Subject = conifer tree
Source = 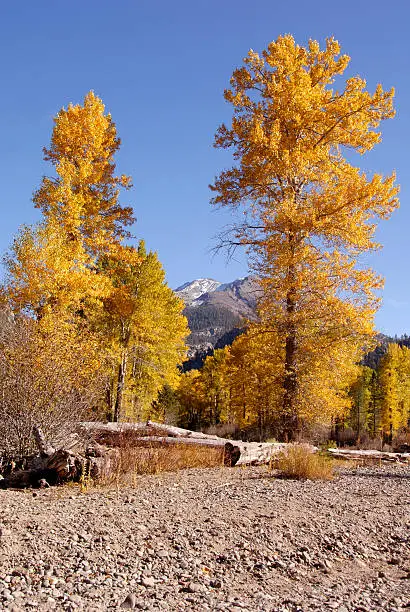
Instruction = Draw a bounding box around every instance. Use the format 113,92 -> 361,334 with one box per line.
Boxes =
211,36 -> 398,437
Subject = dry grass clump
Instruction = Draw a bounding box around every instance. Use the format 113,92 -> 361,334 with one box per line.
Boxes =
104,442 -> 224,486
276,444 -> 334,481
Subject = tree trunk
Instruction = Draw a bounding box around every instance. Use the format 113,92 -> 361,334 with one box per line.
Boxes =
113,350 -> 127,422
0,427 -> 119,489
282,285 -> 299,440
327,448 -> 410,463
78,421 -> 290,467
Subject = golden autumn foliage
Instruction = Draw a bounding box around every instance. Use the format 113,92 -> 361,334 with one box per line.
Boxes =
378,344 -> 410,436
34,91 -> 134,255
2,91 -> 188,428
211,35 -> 399,437
5,92 -> 134,319
99,240 -> 188,421
346,344 -> 410,442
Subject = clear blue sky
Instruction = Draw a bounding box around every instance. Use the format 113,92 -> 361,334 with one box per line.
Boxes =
0,0 -> 409,335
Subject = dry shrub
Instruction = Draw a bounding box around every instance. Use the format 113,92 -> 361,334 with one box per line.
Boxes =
103,440 -> 224,485
0,312 -> 105,458
276,444 -> 334,481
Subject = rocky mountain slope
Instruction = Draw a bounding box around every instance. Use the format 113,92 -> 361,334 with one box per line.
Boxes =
175,277 -> 259,365
175,279 -> 403,371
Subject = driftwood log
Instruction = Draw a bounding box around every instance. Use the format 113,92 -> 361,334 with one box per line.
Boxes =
0,426 -> 118,489
327,448 -> 410,463
1,422 -> 289,488
78,421 -> 289,466
3,421 -> 407,489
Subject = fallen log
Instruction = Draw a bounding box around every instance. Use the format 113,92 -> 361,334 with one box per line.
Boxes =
78,421 -> 221,440
144,422 -> 220,440
0,421 -> 310,489
0,428 -> 119,489
79,427 -> 288,467
327,448 -> 410,463
233,441 -> 288,466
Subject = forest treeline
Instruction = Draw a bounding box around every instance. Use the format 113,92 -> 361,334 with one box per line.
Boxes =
157,339 -> 410,444
1,35 -> 408,455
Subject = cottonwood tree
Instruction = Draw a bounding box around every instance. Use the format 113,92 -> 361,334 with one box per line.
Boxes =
5,91 -> 134,320
348,366 -> 373,439
378,343 -> 410,439
211,36 -> 399,438
100,241 -> 188,422
4,92 -> 187,426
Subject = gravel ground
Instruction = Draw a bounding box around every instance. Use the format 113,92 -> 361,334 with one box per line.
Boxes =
0,464 -> 409,611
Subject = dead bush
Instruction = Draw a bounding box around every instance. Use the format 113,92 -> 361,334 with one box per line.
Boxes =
392,430 -> 410,452
0,313 -> 105,458
276,444 -> 334,481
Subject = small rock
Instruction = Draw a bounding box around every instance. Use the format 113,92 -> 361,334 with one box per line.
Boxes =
121,593 -> 136,609
141,576 -> 155,588
0,528 -> 11,537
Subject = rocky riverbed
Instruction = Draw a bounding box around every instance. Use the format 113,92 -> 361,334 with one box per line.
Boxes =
0,464 -> 408,611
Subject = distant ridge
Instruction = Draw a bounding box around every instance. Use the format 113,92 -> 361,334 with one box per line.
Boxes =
175,277 -> 260,368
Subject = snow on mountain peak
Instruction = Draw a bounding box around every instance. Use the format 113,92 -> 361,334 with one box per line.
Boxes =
175,278 -> 222,305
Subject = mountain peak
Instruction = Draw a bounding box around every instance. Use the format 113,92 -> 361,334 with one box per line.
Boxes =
175,276 -> 259,368
175,278 -> 222,305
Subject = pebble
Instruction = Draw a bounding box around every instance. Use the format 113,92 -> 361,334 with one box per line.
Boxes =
121,593 -> 137,608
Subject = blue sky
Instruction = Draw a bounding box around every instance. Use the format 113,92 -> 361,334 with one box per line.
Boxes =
0,0 -> 409,335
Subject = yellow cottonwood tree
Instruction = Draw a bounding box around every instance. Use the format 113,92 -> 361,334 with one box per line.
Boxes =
200,348 -> 231,426
5,91 -> 134,319
177,370 -> 207,430
34,91 -> 133,256
396,345 -> 410,430
211,36 -> 399,437
100,241 -> 188,421
379,344 -> 400,439
226,327 -> 282,433
379,343 -> 410,438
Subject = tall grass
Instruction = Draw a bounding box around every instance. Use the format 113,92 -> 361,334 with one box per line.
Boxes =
102,441 -> 224,486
